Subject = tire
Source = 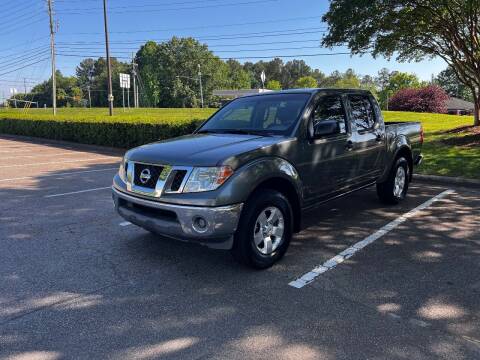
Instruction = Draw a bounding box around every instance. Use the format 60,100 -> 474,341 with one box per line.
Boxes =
376,157 -> 410,204
231,189 -> 293,269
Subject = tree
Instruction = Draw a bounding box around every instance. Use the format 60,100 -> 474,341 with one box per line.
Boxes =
294,76 -> 318,88
381,72 -> 422,109
389,85 -> 449,113
322,0 -> 480,125
224,59 -> 251,89
436,66 -> 473,102
282,60 -> 312,89
266,80 -> 282,90
137,37 -> 226,107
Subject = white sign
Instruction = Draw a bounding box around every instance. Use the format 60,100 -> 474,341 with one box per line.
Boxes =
119,73 -> 130,89
260,71 -> 266,84
9,88 -> 17,94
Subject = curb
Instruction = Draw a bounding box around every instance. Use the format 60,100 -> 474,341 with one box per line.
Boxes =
415,174 -> 480,188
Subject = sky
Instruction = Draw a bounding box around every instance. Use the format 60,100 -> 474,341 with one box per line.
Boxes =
0,0 -> 447,101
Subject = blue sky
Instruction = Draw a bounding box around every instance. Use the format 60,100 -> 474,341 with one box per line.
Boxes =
1,0 -> 447,100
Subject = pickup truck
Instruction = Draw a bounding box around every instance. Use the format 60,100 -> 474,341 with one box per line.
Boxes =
112,89 -> 423,268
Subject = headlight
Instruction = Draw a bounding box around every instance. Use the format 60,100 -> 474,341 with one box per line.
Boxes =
183,166 -> 233,193
118,157 -> 128,182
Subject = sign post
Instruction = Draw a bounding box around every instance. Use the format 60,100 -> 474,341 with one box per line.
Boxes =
119,73 -> 131,112
260,71 -> 266,90
10,88 -> 18,108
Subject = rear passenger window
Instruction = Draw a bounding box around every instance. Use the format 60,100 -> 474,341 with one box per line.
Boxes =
349,95 -> 376,132
313,95 -> 347,134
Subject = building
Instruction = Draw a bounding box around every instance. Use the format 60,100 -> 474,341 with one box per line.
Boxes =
446,97 -> 475,115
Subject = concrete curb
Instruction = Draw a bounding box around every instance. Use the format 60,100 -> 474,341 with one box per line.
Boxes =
415,174 -> 480,188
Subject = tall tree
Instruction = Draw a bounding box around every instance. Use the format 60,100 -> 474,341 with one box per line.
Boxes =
322,0 -> 480,125
137,37 -> 226,107
436,66 -> 473,102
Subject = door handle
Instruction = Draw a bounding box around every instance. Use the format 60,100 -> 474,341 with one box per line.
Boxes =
345,140 -> 354,151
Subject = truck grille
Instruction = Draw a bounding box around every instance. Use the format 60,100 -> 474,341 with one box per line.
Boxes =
169,170 -> 188,192
133,163 -> 163,189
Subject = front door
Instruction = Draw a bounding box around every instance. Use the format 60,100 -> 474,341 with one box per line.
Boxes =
298,94 -> 355,203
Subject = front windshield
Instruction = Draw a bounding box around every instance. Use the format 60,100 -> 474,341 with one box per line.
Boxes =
199,93 -> 310,136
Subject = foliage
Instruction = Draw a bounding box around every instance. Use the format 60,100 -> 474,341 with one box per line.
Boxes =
266,80 -> 282,90
136,38 -> 228,108
388,85 -> 449,113
435,66 -> 473,102
294,76 -> 318,88
0,108 -> 215,148
322,0 -> 480,126
377,71 -> 423,109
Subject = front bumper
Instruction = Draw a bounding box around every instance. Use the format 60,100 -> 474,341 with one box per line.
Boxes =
112,186 -> 243,249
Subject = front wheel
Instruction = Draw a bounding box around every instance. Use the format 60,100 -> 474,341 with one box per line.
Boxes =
231,189 -> 293,269
376,157 -> 410,204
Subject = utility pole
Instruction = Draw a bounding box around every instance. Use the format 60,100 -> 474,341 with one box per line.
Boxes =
103,0 -> 113,116
87,85 -> 91,108
132,53 -> 137,108
198,64 -> 204,108
47,0 -> 57,115
24,78 -> 27,95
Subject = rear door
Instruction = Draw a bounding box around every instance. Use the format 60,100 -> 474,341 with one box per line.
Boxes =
346,94 -> 385,183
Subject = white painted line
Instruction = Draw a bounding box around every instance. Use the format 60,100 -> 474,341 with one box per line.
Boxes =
0,157 -> 119,168
0,152 -> 93,160
289,189 -> 455,289
0,167 -> 118,182
44,186 -> 111,198
119,221 -> 132,227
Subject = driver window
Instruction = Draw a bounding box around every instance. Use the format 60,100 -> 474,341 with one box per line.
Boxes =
313,95 -> 347,134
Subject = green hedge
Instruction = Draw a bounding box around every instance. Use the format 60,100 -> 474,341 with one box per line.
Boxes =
0,118 -> 203,148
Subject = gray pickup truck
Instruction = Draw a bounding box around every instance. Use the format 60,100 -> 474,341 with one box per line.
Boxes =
113,89 -> 423,268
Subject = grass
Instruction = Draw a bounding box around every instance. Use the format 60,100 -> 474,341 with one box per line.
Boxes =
384,111 -> 479,180
0,107 -> 216,124
0,108 -> 478,180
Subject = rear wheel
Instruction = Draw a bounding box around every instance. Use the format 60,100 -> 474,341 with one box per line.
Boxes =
231,189 -> 293,269
377,157 -> 410,204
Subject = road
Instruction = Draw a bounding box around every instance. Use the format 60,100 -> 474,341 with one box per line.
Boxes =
0,135 -> 479,360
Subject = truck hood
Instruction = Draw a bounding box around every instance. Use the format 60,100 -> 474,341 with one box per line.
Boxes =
126,133 -> 288,168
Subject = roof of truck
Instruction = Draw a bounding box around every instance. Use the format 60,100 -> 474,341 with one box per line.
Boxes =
241,88 -> 372,97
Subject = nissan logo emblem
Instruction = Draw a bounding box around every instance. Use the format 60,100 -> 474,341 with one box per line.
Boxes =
139,168 -> 151,184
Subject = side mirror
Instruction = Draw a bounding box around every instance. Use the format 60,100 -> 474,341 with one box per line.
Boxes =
308,119 -> 340,139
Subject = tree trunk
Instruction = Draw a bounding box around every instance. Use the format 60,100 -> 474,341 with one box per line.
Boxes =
474,92 -> 480,127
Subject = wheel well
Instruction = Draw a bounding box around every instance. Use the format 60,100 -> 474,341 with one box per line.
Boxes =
250,177 -> 302,233
396,147 -> 413,180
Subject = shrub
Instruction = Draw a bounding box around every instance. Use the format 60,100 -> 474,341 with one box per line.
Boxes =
0,117 -> 203,148
389,85 -> 449,113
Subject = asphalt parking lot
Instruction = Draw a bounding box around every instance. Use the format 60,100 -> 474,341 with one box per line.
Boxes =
0,135 -> 479,360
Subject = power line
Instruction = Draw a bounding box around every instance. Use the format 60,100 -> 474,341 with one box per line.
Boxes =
56,51 -> 353,61
0,58 -> 50,77
59,0 -> 282,15
59,15 -> 323,36
57,28 -> 327,46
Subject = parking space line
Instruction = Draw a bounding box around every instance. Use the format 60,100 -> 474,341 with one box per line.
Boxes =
44,187 -> 111,198
288,189 -> 455,289
0,168 -> 118,182
0,157 -> 119,168
0,152 -> 94,160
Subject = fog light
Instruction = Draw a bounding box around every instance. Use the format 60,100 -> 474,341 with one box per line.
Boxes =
192,216 -> 208,233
